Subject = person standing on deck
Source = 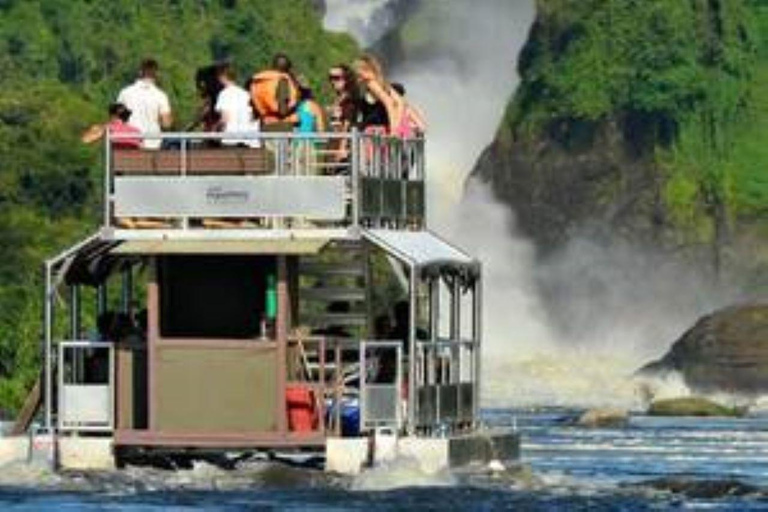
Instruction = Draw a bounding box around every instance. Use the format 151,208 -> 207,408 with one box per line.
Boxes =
117,58 -> 173,149
250,53 -> 300,132
293,75 -> 326,175
391,82 -> 427,137
215,61 -> 261,148
327,64 -> 359,168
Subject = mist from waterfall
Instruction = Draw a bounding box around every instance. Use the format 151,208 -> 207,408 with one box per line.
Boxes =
323,0 -> 413,48
323,1 -> 732,409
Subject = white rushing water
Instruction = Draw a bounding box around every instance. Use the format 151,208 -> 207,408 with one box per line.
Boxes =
323,0 -> 743,411
323,0 -> 409,47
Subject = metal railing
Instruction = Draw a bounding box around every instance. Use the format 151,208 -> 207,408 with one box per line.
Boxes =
287,336 -> 407,435
57,340 -> 115,432
414,338 -> 477,434
359,340 -> 402,432
287,335 -> 362,436
106,131 -> 425,231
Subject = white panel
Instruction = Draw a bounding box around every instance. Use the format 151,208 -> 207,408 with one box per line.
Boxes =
114,176 -> 346,219
60,385 -> 111,425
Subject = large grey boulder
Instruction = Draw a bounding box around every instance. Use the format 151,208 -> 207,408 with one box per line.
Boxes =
640,304 -> 768,395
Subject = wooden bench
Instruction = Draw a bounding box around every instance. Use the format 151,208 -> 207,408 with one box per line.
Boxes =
112,148 -> 276,175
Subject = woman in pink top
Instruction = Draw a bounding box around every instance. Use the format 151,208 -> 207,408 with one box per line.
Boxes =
81,103 -> 142,149
391,82 -> 426,139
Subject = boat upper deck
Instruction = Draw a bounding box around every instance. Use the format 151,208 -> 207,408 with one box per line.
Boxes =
105,131 -> 425,240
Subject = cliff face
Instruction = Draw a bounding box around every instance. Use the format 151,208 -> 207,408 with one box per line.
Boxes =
473,0 -> 767,284
475,114 -> 666,251
640,304 -> 768,394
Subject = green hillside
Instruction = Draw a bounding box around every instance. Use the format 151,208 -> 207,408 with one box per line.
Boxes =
0,0 -> 356,413
476,0 -> 767,282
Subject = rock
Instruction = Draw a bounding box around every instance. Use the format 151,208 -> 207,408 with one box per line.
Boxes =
473,115 -> 664,253
631,477 -> 761,499
647,397 -> 745,418
574,408 -> 629,428
640,304 -> 768,395
310,0 -> 325,15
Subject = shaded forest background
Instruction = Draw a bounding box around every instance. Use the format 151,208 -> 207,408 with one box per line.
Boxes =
0,0 -> 356,413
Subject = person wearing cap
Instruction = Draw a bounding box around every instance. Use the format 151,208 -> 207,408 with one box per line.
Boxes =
81,102 -> 142,149
117,58 -> 173,149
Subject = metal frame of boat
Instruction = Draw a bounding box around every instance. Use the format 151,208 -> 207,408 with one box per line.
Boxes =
33,130 -> 512,470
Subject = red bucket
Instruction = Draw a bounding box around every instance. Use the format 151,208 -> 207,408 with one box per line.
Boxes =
286,385 -> 318,432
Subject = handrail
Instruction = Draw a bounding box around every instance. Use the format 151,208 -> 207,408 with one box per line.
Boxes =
105,131 -> 426,231
58,340 -> 114,349
109,131 -> 423,142
416,338 -> 477,348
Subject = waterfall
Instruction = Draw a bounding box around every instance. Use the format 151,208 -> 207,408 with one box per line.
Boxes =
323,0 -> 413,48
322,1 -> 564,401
322,1 -> 721,409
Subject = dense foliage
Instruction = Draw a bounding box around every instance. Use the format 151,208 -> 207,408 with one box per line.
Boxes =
0,0 -> 356,413
506,0 -> 767,245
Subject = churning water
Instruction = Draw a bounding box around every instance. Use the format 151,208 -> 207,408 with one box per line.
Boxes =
3,412 -> 768,510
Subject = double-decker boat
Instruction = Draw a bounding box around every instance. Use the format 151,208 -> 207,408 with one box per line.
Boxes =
8,130 -> 518,474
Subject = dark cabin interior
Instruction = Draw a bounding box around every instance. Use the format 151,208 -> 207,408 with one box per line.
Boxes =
159,255 -> 275,339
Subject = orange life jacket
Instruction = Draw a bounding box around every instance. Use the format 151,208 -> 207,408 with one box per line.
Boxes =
250,70 -> 299,124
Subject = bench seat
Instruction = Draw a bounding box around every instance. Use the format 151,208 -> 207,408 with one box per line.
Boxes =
113,148 -> 275,175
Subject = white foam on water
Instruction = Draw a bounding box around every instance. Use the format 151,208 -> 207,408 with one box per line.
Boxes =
350,457 -> 456,491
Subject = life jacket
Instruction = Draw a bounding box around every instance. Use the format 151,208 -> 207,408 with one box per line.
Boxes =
250,70 -> 299,124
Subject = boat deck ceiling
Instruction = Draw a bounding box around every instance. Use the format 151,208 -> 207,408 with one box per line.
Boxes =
49,228 -> 477,286
111,238 -> 329,255
49,230 -> 332,286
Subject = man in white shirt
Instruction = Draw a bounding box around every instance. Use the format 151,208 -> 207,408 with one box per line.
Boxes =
117,59 -> 173,149
214,62 -> 260,148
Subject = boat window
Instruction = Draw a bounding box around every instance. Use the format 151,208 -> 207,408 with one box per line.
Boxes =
159,255 -> 275,339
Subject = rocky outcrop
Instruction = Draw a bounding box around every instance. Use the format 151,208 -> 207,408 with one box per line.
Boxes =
640,304 -> 768,395
473,115 -> 667,252
630,478 -> 761,499
647,397 -> 744,418
574,408 -> 629,428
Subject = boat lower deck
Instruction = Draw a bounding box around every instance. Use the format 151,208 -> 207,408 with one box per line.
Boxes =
113,430 -> 327,449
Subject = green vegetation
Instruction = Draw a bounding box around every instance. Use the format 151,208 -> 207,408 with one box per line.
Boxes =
648,397 -> 746,418
506,0 -> 767,250
0,0 -> 357,414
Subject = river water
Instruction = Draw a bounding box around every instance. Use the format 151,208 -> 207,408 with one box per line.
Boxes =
2,411 -> 768,510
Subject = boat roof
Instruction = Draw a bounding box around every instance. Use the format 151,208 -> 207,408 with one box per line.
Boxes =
363,229 -> 478,273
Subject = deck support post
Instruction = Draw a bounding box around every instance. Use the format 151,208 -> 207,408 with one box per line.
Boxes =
44,262 -> 54,433
407,266 -> 418,435
121,266 -> 133,313
70,285 -> 81,341
472,270 -> 482,427
351,128 -> 361,230
147,259 -> 160,431
97,283 -> 108,317
276,255 -> 289,435
451,276 -> 461,411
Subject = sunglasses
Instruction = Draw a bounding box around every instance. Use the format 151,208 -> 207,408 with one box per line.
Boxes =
328,74 -> 345,82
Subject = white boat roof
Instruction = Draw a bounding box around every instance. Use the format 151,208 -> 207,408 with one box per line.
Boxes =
363,229 -> 476,269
